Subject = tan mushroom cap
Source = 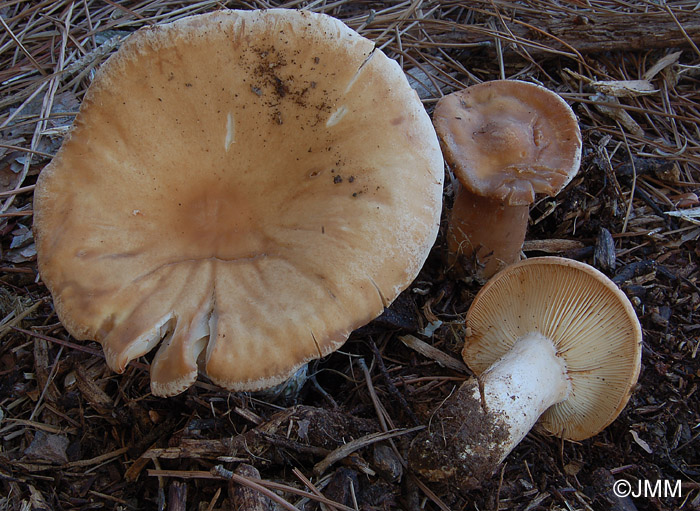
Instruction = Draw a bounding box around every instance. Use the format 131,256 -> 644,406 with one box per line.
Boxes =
33,9 -> 443,397
464,257 -> 642,441
433,80 -> 582,206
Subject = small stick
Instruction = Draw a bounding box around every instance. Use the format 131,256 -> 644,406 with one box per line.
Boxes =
313,427 -> 423,476
11,326 -> 150,370
0,185 -> 36,198
399,335 -> 468,373
0,144 -> 53,158
0,210 -> 33,217
64,446 -> 130,468
369,339 -> 421,426
291,467 -> 339,511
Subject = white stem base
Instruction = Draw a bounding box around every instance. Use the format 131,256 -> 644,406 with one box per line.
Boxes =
407,332 -> 572,485
480,331 -> 571,463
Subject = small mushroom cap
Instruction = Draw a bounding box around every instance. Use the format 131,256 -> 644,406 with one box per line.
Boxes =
433,80 -> 582,206
463,257 -> 642,441
33,9 -> 443,397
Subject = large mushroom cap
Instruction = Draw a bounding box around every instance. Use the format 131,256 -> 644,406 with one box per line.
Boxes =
464,257 -> 642,441
34,9 -> 443,397
433,80 -> 581,205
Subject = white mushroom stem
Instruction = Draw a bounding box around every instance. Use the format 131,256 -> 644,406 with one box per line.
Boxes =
408,331 -> 573,483
476,331 -> 571,463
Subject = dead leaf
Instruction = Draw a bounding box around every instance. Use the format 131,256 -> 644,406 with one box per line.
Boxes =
4,242 -> 36,263
0,163 -> 24,193
296,418 -> 310,441
418,320 -> 443,337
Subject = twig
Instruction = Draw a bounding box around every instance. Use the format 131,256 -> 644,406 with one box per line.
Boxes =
0,185 -> 35,197
399,334 -> 468,373
11,326 -> 151,370
619,126 -> 638,234
369,339 -> 421,426
0,144 -> 54,158
64,446 -> 130,468
0,210 -> 33,217
313,426 -> 423,476
209,466 -> 356,511
292,467 -> 340,511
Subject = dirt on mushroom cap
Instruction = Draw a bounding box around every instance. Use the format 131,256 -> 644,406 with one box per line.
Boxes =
33,9 -> 444,396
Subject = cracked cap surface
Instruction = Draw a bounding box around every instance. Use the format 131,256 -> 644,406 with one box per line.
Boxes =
433,80 -> 581,206
33,9 -> 444,396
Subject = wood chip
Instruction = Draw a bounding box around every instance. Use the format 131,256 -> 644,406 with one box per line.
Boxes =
74,364 -> 113,414
399,335 -> 468,373
522,239 -> 586,253
230,464 -> 274,511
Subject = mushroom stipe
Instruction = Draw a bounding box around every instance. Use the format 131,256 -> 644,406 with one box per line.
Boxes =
408,257 -> 642,487
435,81 -> 582,281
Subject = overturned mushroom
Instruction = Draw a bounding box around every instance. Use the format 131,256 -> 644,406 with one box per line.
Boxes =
33,9 -> 443,396
408,257 -> 642,487
433,80 -> 581,280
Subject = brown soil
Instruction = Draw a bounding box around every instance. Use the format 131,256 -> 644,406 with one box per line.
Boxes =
407,379 -> 510,491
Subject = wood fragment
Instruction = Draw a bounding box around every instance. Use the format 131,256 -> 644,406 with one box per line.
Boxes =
522,239 -> 585,253
229,464 -> 274,511
313,427 -> 423,476
434,7 -> 700,55
590,468 -> 639,511
74,364 -> 113,416
167,481 -> 187,511
399,335 -> 468,373
64,446 -> 129,468
124,454 -> 152,483
594,228 -> 616,272
142,439 -> 242,460
31,338 -> 60,403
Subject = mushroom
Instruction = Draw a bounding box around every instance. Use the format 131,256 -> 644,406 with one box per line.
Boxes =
408,257 -> 642,486
433,80 -> 582,280
33,9 -> 444,397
